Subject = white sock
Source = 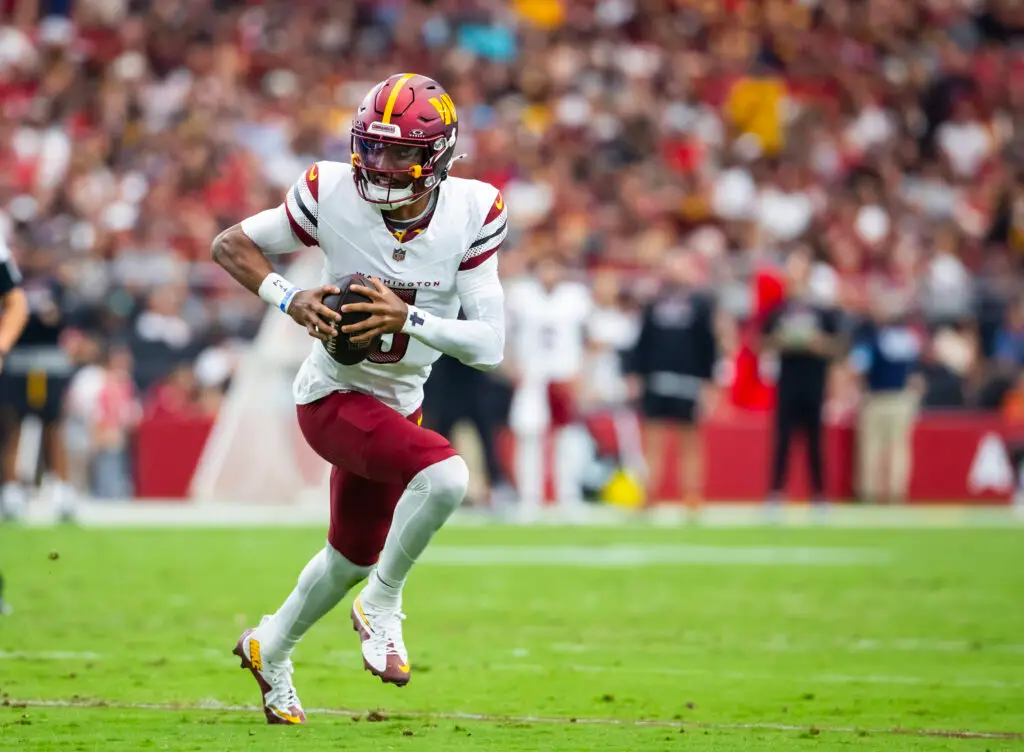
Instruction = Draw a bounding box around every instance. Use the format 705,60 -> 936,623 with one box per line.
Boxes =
260,544 -> 371,660
515,432 -> 545,511
53,480 -> 76,517
362,455 -> 469,610
554,424 -> 589,506
613,409 -> 647,481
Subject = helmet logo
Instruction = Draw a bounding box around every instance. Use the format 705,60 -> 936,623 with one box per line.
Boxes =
410,129 -> 426,138
368,121 -> 402,137
428,94 -> 458,125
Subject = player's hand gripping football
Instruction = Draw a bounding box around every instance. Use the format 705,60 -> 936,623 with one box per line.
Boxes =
287,285 -> 343,342
341,278 -> 410,345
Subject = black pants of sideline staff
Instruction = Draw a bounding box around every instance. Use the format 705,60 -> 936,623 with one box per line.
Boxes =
769,393 -> 825,499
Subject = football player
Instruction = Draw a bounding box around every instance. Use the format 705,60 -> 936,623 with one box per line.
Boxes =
212,74 -> 506,724
505,256 -> 592,520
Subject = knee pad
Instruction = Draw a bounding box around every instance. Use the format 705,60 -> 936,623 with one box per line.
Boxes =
422,455 -> 469,513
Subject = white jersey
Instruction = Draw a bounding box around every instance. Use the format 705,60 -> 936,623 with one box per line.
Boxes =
506,278 -> 591,382
255,161 -> 507,415
582,305 -> 640,405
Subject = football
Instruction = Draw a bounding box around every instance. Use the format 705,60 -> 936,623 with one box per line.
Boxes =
321,273 -> 379,365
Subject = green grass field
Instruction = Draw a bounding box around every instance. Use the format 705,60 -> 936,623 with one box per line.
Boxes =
1,522 -> 1022,750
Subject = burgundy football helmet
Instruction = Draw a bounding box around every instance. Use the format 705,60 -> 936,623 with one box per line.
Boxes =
350,73 -> 460,209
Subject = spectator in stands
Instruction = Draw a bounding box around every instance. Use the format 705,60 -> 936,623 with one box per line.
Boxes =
90,343 -> 139,499
129,284 -> 195,393
144,363 -> 199,420
850,292 -> 925,505
919,325 -> 976,410
994,298 -> 1024,371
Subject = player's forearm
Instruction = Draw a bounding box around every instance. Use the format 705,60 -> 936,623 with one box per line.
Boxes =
0,288 -> 29,353
212,224 -> 276,296
402,309 -> 504,370
405,255 -> 505,370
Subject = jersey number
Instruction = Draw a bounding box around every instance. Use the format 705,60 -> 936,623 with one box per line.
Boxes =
367,288 -> 417,364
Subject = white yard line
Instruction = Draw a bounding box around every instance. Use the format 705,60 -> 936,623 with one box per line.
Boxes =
421,544 -> 890,566
6,633 -> 1023,664
11,499 -> 1024,528
4,698 -> 1020,741
546,637 -> 1024,656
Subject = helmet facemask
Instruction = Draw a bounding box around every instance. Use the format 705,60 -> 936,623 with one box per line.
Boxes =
351,128 -> 456,210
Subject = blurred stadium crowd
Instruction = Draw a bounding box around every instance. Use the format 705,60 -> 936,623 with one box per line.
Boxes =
3,0 -> 1024,500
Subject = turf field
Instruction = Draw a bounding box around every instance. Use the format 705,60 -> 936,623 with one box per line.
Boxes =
1,521 -> 1022,751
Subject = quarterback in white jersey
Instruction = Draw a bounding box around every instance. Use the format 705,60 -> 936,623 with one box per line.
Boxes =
212,73 -> 506,725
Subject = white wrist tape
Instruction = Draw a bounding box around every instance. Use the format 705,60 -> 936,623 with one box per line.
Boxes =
258,272 -> 300,313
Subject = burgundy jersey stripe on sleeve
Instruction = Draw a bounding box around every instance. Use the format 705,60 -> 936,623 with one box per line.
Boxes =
285,203 -> 317,246
460,191 -> 507,271
284,163 -> 321,246
459,245 -> 500,271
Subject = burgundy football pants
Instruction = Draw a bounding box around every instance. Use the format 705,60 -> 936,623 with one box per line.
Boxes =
296,391 -> 457,566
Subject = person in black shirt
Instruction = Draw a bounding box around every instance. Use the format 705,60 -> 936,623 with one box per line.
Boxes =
0,237 -> 30,615
0,241 -> 29,373
626,249 -> 718,508
0,249 -> 76,522
762,248 -> 843,508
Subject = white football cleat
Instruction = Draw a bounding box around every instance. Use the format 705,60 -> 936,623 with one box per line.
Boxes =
1,483 -> 26,522
351,594 -> 410,686
233,616 -> 307,724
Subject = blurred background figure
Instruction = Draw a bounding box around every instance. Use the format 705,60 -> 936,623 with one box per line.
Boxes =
67,341 -> 139,500
0,221 -> 29,618
422,354 -> 512,508
850,289 -> 924,505
0,235 -> 29,369
577,269 -> 644,500
762,248 -> 842,511
626,249 -> 718,509
505,257 -> 592,520
0,248 -> 76,521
